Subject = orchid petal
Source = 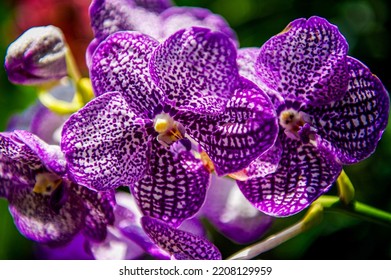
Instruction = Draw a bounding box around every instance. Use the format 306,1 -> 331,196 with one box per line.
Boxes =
307,57 -> 390,164
131,141 -> 210,227
90,31 -> 162,118
150,27 -> 239,115
179,78 -> 278,175
160,7 -> 238,46
8,183 -> 84,245
237,135 -> 342,217
61,91 -> 151,191
256,16 -> 349,105
141,216 -> 221,260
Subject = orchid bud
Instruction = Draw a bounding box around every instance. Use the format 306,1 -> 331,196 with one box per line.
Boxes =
5,25 -> 67,85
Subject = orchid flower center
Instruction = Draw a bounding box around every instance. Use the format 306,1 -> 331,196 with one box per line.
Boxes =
279,109 -> 317,144
153,113 -> 186,146
33,172 -> 62,195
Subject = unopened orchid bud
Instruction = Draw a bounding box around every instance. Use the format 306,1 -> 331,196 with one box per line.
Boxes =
5,25 -> 67,85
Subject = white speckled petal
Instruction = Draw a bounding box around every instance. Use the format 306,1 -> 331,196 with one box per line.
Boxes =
237,47 -> 284,107
74,184 -> 115,242
8,183 -> 84,245
306,57 -> 390,164
243,139 -> 283,179
141,216 -> 221,260
90,31 -> 162,118
160,7 -> 238,46
89,0 -> 168,43
61,91 -> 151,191
150,27 -> 239,115
14,130 -> 66,175
131,141 -> 210,227
256,16 -> 349,105
237,135 -> 342,217
179,78 -> 278,176
0,132 -> 42,170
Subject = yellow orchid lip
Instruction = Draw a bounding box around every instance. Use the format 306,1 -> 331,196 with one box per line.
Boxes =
154,113 -> 186,146
33,172 -> 62,195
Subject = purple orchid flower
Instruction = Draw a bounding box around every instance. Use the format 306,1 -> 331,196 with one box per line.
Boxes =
0,130 -> 115,246
86,0 -> 238,64
61,27 -> 278,228
236,16 -> 389,217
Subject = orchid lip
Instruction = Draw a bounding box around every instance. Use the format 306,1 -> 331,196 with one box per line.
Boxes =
153,112 -> 186,147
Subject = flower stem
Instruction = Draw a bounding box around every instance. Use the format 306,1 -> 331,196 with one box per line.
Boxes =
227,196 -> 391,260
316,195 -> 391,228
227,203 -> 323,260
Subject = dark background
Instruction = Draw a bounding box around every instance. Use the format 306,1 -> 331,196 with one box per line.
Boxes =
0,0 -> 390,259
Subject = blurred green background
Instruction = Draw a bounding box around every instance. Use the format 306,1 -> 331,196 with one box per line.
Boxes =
0,0 -> 390,259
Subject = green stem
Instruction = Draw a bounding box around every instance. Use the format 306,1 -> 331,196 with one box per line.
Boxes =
317,195 -> 391,228
227,203 -> 323,260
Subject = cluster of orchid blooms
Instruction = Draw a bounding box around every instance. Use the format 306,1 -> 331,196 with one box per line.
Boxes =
1,0 -> 389,260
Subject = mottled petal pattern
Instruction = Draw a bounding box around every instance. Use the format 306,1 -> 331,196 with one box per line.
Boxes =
131,141 -> 210,227
141,216 -> 222,260
243,139 -> 283,179
237,135 -> 342,217
256,16 -> 349,105
61,91 -> 151,191
8,184 -> 84,245
133,0 -> 173,13
74,184 -> 115,242
306,57 -> 390,164
160,7 -> 238,46
0,177 -> 11,199
0,132 -> 42,170
150,27 -> 239,115
179,78 -> 278,175
14,130 -> 66,175
201,175 -> 273,244
237,47 -> 284,107
90,31 -> 162,117
89,0 -> 162,43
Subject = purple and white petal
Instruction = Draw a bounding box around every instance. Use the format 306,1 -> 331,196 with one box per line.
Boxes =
61,91 -> 151,191
237,135 -> 342,217
90,0 -> 163,45
131,141 -> 210,227
141,216 -> 221,260
159,7 -> 238,46
36,233 -> 94,260
0,132 -> 42,170
14,130 -> 66,176
73,184 -> 115,242
0,177 -> 12,199
0,155 -> 36,187
8,184 -> 84,245
237,47 -> 284,107
306,57 -> 390,164
256,16 -> 349,105
179,78 -> 278,176
113,191 -> 170,259
133,0 -> 173,13
201,175 -> 273,244
242,139 -> 283,179
150,27 -> 239,115
90,31 -> 162,117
